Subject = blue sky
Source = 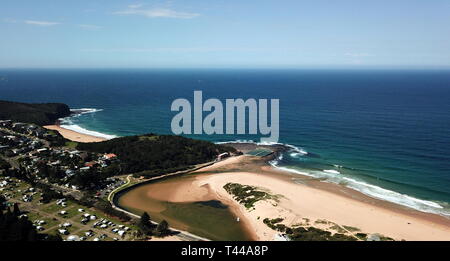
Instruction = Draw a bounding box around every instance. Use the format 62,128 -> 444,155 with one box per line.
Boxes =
1,0 -> 450,68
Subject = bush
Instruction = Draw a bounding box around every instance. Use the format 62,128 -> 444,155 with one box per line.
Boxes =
77,134 -> 236,176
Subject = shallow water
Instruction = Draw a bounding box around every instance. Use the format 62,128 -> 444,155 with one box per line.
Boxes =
115,176 -> 253,241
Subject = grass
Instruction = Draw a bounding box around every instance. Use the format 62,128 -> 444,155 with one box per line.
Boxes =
42,202 -> 67,214
223,183 -> 279,209
263,218 -> 357,241
65,141 -> 78,149
62,206 -> 82,219
329,225 -> 347,234
107,175 -> 132,202
355,233 -> 368,240
343,225 -> 361,232
26,211 -> 60,230
314,219 -> 329,225
47,224 -> 80,238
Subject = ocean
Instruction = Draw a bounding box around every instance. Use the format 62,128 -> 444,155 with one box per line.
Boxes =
1,69 -> 450,216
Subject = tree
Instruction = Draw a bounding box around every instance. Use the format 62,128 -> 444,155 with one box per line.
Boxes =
0,158 -> 11,170
13,203 -> 20,216
0,195 -> 5,211
140,212 -> 151,226
156,220 -> 170,237
138,212 -> 152,235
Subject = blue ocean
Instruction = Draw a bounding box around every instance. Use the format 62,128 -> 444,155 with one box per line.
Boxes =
1,69 -> 450,216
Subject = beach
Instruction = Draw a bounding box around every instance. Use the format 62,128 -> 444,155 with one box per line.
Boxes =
52,123 -> 450,241
44,125 -> 107,143
134,155 -> 450,241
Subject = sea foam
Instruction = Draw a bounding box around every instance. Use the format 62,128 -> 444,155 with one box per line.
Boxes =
269,151 -> 449,217
59,108 -> 118,140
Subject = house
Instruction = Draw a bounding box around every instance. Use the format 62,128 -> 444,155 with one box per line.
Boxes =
12,122 -> 27,128
85,161 -> 97,168
50,160 -> 61,166
217,152 -> 230,161
66,235 -> 80,241
36,226 -> 44,231
36,148 -> 48,153
0,120 -> 12,127
58,229 -> 69,235
65,170 -> 75,177
103,153 -> 117,160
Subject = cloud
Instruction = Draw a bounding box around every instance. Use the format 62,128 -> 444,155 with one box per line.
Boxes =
78,24 -> 103,30
114,6 -> 199,19
25,20 -> 60,26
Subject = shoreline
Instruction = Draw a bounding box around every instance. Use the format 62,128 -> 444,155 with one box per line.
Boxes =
44,125 -> 108,143
133,155 -> 450,241
48,125 -> 450,240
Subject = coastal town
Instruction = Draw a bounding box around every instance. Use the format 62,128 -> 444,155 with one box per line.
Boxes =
0,119 -> 144,241
0,117 -> 239,242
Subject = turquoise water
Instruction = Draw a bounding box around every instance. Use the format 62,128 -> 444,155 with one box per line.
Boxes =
1,69 -> 450,215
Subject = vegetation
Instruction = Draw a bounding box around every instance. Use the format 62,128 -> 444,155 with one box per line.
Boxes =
77,134 -> 236,177
223,183 -> 278,209
355,233 -> 368,240
136,212 -> 170,238
342,225 -> 361,232
155,220 -> 170,237
93,199 -> 131,222
0,203 -> 62,241
0,100 -> 71,126
263,218 -> 286,231
263,218 -> 357,241
0,158 -> 11,170
137,212 -> 153,236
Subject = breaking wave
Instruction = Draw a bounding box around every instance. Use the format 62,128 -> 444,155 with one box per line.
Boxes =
269,152 -> 450,217
59,108 -> 118,140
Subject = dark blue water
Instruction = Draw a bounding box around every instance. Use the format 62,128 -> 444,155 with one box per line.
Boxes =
1,69 -> 450,215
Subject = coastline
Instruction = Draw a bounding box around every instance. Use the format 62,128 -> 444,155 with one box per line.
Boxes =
154,155 -> 450,241
44,125 -> 107,143
53,126 -> 450,241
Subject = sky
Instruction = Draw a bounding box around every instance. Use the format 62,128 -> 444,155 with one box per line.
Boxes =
1,0 -> 450,69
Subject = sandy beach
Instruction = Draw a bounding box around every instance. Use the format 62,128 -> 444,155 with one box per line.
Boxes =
44,125 -> 107,143
144,155 -> 450,241
55,124 -> 450,241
